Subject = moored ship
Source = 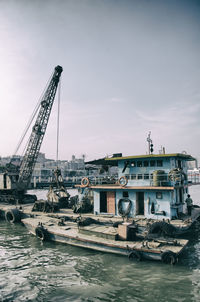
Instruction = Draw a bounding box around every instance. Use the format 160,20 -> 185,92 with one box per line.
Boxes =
78,150 -> 200,237
1,135 -> 199,264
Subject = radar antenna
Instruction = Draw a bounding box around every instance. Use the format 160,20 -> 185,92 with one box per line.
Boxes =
147,132 -> 154,154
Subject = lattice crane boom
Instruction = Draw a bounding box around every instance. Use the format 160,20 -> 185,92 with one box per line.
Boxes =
18,65 -> 63,190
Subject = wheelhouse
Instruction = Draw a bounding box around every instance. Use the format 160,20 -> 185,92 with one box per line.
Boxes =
79,153 -> 195,220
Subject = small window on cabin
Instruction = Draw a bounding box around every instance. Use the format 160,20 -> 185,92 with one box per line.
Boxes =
131,161 -> 136,167
123,191 -> 129,198
144,161 -> 149,167
137,161 -> 142,167
144,174 -> 149,179
156,192 -> 163,199
157,160 -> 163,167
125,174 -> 130,180
138,174 -> 143,179
150,160 -> 155,167
150,173 -> 153,179
131,174 -> 136,180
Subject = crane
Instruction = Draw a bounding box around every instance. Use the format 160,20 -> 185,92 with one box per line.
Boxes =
0,65 -> 63,203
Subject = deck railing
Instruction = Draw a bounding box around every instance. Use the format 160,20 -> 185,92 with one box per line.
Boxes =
78,173 -> 186,187
32,173 -> 200,188
31,172 -> 200,188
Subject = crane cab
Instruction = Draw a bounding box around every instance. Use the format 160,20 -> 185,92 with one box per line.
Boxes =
0,172 -> 19,190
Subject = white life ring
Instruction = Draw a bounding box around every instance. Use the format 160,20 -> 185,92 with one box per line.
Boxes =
81,177 -> 90,187
118,176 -> 128,187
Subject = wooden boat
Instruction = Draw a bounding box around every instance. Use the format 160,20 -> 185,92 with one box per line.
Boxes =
21,214 -> 188,264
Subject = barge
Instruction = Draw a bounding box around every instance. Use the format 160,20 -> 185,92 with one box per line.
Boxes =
0,203 -> 190,264
21,214 -> 188,264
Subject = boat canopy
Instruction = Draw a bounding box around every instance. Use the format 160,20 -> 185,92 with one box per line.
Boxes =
86,153 -> 195,166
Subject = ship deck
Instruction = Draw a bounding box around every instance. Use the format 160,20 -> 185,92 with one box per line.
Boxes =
21,214 -> 188,263
0,203 -> 195,263
1,203 -> 200,231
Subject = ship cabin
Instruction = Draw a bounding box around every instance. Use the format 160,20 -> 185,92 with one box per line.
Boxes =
82,153 -> 195,220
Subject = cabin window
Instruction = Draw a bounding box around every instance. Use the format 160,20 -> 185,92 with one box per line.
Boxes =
131,174 -> 136,180
144,174 -> 149,179
144,161 -> 149,167
157,160 -> 163,167
150,160 -> 155,167
131,161 -> 136,167
138,174 -> 143,179
123,191 -> 129,198
125,174 -> 130,180
137,161 -> 142,167
156,192 -> 163,199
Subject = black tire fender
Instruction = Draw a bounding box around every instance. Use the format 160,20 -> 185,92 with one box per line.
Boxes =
5,208 -> 21,223
128,250 -> 142,262
161,250 -> 177,265
118,198 -> 132,217
35,226 -> 48,241
148,221 -> 176,236
161,222 -> 176,236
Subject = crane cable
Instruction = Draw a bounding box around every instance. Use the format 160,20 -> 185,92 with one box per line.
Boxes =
13,100 -> 40,157
56,76 -> 61,167
10,70 -> 54,162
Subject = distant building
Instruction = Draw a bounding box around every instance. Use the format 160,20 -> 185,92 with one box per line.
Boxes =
0,152 -> 86,184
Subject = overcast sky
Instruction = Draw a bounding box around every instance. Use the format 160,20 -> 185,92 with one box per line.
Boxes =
0,0 -> 200,162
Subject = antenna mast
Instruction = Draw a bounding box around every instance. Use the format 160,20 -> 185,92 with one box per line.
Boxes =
147,132 -> 154,154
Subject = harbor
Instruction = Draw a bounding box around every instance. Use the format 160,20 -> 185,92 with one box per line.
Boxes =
1,0 -> 200,301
